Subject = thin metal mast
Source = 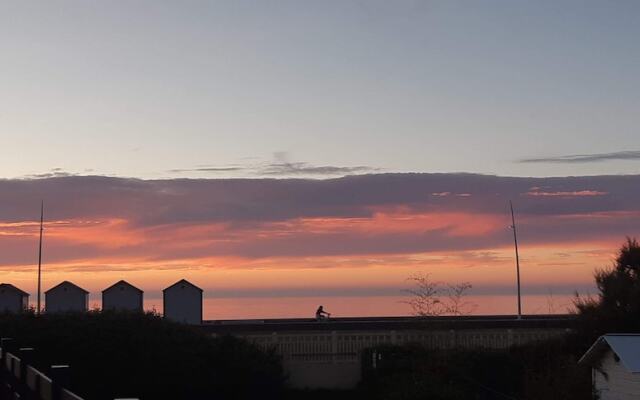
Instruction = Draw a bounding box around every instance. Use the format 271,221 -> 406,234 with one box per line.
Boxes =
510,201 -> 522,319
37,201 -> 44,315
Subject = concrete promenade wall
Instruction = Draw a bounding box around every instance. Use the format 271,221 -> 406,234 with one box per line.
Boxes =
203,315 -> 575,389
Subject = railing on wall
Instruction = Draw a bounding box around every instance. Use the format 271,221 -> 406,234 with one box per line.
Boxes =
238,327 -> 569,363
0,338 -> 139,400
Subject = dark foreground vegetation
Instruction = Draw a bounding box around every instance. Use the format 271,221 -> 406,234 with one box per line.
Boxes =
357,338 -> 591,400
0,311 -> 285,400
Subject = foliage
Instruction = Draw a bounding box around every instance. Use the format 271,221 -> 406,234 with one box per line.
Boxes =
360,344 -> 515,400
405,273 -> 475,316
512,336 -> 592,400
574,237 -> 640,340
359,337 -> 591,400
0,311 -> 285,400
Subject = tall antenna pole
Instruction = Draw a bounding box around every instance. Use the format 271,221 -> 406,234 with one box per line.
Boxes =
510,201 -> 522,319
37,201 -> 44,315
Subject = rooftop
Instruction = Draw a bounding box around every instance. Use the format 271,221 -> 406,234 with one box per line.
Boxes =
45,281 -> 89,294
579,334 -> 640,372
0,283 -> 29,296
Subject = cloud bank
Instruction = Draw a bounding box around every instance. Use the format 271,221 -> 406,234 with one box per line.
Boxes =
519,150 -> 640,163
167,152 -> 377,177
0,172 -> 638,264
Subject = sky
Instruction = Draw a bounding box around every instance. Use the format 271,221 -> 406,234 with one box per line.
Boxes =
1,1 -> 639,318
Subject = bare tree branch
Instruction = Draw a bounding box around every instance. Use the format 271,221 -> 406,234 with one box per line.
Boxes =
404,273 -> 475,316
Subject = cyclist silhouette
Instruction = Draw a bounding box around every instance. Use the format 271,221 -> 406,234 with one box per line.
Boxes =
315,305 -> 331,321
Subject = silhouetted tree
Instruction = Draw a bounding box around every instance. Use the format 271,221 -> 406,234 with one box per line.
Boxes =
405,273 -> 475,316
575,237 -> 640,336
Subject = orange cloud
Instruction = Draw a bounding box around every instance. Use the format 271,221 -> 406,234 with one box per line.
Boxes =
1,173 -> 638,318
44,219 -> 147,248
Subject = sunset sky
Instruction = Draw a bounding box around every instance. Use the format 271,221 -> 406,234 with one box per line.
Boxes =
2,1 -> 639,318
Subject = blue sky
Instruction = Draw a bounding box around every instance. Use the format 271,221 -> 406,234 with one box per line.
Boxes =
2,0 -> 639,179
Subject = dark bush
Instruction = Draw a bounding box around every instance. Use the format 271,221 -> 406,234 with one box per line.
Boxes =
0,311 -> 285,400
358,337 -> 591,400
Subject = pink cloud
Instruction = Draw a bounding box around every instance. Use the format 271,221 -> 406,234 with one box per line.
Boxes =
525,190 -> 608,197
0,173 -> 638,271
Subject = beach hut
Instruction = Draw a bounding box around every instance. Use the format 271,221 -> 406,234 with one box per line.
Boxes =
45,281 -> 89,313
163,279 -> 203,325
579,334 -> 640,399
102,280 -> 143,312
0,283 -> 29,313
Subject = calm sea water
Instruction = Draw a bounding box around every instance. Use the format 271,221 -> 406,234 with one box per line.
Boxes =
74,294 -> 579,320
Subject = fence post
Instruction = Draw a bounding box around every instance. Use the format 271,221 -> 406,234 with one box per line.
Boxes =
1,338 -> 15,369
0,338 -> 13,377
0,338 -> 14,357
50,365 -> 70,400
0,338 -> 13,399
18,348 -> 35,399
331,331 -> 337,363
1,338 -> 18,398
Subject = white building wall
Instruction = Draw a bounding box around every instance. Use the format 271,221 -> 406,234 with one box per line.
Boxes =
164,284 -> 202,325
46,288 -> 88,313
228,327 -> 569,389
103,285 -> 142,311
595,350 -> 640,400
